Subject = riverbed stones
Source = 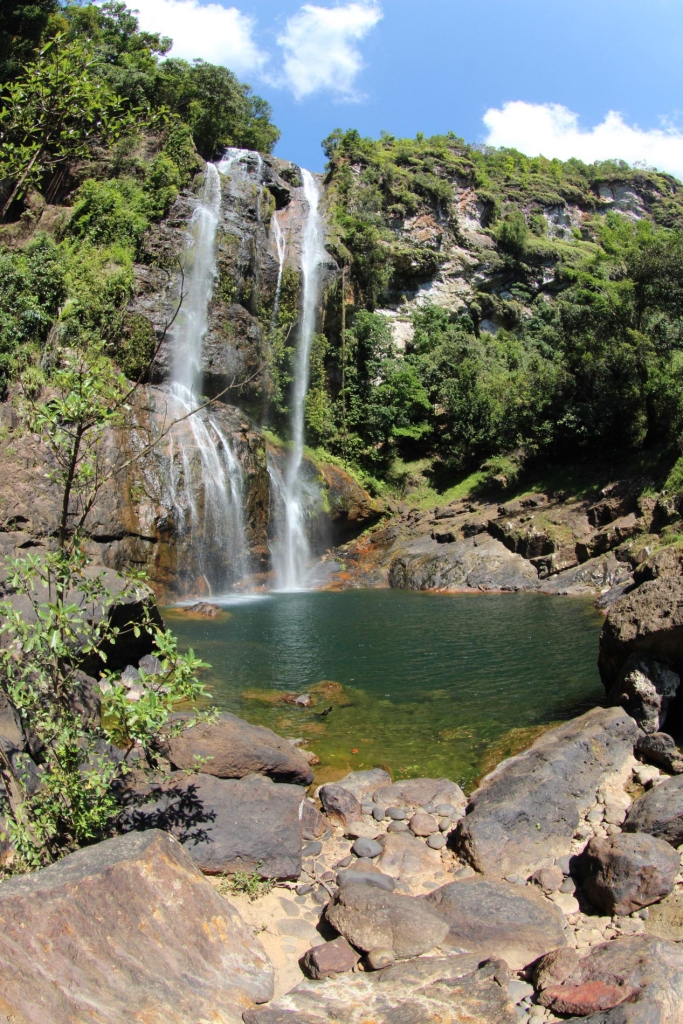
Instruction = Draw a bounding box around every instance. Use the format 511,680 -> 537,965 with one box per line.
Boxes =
0,829 -> 273,1024
623,773 -> 683,846
118,771 -> 304,878
607,653 -> 680,733
575,833 -> 679,915
376,831 -> 447,890
533,947 -> 580,990
152,712 -> 314,785
318,784 -> 363,828
302,937 -> 360,979
243,954 -> 518,1024
351,836 -> 382,859
535,934 -> 683,1021
325,883 -> 449,958
452,707 -> 641,877
373,776 -> 467,812
301,800 -> 329,839
409,811 -> 438,836
424,877 -> 567,971
337,868 -> 396,892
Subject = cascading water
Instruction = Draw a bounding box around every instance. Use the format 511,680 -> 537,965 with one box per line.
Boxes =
270,213 -> 286,328
270,170 -> 325,590
167,159 -> 250,591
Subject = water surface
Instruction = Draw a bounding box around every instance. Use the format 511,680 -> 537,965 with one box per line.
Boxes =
166,590 -> 604,791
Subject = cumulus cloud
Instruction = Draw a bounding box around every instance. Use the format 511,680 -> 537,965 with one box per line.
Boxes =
483,101 -> 683,180
131,0 -> 267,75
277,2 -> 382,100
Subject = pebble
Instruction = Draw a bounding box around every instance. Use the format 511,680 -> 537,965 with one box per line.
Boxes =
438,817 -> 451,832
386,806 -> 407,821
352,838 -> 382,859
361,803 -> 375,816
312,887 -> 328,905
587,806 -> 604,824
509,980 -> 535,1002
302,841 -> 323,858
296,883 -> 315,896
387,820 -> 409,833
372,806 -> 386,821
605,824 -> 622,836
560,876 -> 576,894
603,801 -> 627,826
409,813 -> 438,837
435,803 -> 457,816
505,874 -> 526,886
634,765 -> 661,787
367,948 -> 395,970
427,833 -> 447,850
336,856 -> 353,869
454,866 -> 475,879
556,855 -> 572,875
549,892 -> 579,916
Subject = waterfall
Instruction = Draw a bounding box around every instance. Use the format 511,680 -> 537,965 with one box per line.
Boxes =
167,160 -> 249,592
271,169 -> 325,590
270,213 -> 286,328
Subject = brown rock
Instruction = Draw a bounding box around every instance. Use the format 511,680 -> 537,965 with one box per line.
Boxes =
376,831 -> 445,887
325,882 -> 449,958
301,800 -> 329,839
533,946 -> 580,990
0,829 -> 273,1023
302,937 -> 360,979
153,712 -> 314,785
409,812 -> 438,836
646,888 -> 683,941
531,865 -> 564,893
599,575 -> 683,688
319,784 -> 363,828
623,773 -> 683,846
576,833 -> 679,915
373,777 -> 466,811
540,980 -> 639,1015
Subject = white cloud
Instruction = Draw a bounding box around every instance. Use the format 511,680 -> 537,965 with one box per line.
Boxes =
483,101 -> 683,180
131,0 -> 267,75
277,2 -> 382,100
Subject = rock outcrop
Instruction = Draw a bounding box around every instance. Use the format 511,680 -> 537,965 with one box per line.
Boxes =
599,577 -> 683,687
0,829 -> 273,1024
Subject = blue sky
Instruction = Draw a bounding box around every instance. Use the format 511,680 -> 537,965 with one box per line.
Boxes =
132,0 -> 683,177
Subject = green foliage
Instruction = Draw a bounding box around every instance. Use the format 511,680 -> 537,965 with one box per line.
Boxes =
66,178 -> 152,248
219,866 -> 275,899
0,0 -> 60,82
496,209 -> 528,253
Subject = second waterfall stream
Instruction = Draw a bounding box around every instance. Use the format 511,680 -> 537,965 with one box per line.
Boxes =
270,169 -> 326,590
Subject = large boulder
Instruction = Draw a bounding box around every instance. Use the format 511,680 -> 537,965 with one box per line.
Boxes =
119,772 -> 305,878
607,654 -> 680,734
153,712 -> 314,785
623,773 -> 683,846
324,882 -> 449,958
373,776 -> 466,812
452,707 -> 641,878
243,954 -> 517,1024
575,833 -> 679,916
0,829 -> 273,1023
424,877 -> 567,971
599,576 -> 683,689
536,935 -> 683,1023
388,534 -> 540,592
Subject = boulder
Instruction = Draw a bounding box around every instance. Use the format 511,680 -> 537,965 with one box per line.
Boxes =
424,877 -> 567,971
623,774 -> 683,847
0,829 -> 273,1024
575,833 -> 679,915
452,707 -> 640,878
388,534 -> 540,592
599,576 -> 683,688
607,654 -> 680,734
635,731 -> 683,774
633,544 -> 683,586
533,947 -> 581,990
302,937 -> 360,979
376,831 -> 447,889
535,935 -> 683,1023
373,776 -> 466,811
119,772 -> 304,878
645,888 -> 683,941
243,954 -> 517,1024
153,712 -> 314,785
301,800 -> 330,838
330,768 -> 391,802
319,784 -> 362,828
325,882 -> 449,958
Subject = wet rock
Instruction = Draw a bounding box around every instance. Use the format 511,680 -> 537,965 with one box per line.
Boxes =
607,654 -> 680,734
575,833 -> 679,915
325,882 -> 449,957
409,812 -> 438,836
599,576 -> 683,689
184,601 -> 221,617
302,937 -> 360,980
0,830 -> 272,1024
373,777 -> 466,812
623,774 -> 683,846
331,768 -> 391,802
319,784 -> 362,828
635,731 -> 683,773
243,954 -> 517,1024
424,877 -> 566,971
119,772 -> 304,878
153,712 -> 314,785
452,707 -> 641,877
535,934 -> 683,1022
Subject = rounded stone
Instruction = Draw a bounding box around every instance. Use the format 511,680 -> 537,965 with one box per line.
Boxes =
366,947 -> 395,970
372,806 -> 386,822
352,837 -> 383,859
427,833 -> 447,850
409,812 -> 438,837
386,807 -> 407,821
336,855 -> 353,869
361,803 -> 375,816
436,803 -> 456,816
387,820 -> 409,833
438,817 -> 451,832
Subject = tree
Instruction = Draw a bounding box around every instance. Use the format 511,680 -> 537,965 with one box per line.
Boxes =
0,34 -> 147,219
0,0 -> 59,82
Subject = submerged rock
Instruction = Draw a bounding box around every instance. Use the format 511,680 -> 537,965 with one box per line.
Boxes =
452,707 -> 641,878
153,712 -> 314,785
424,877 -> 567,971
243,954 -> 517,1024
0,829 -> 273,1023
119,772 -> 305,878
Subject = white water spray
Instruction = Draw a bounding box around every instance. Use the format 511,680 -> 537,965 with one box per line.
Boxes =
270,213 -> 286,328
168,160 -> 249,590
271,169 -> 325,590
